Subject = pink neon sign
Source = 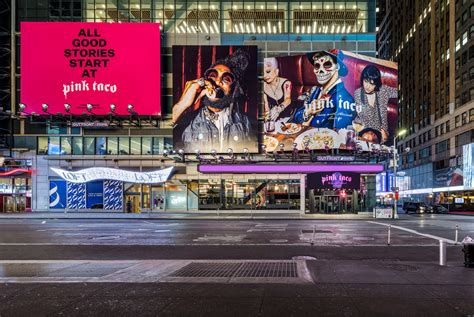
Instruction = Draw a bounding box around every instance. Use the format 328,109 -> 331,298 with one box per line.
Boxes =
20,22 -> 161,116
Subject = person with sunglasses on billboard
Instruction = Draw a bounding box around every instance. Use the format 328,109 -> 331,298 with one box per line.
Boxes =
172,49 -> 252,153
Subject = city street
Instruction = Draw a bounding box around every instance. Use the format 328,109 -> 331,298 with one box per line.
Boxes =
0,214 -> 473,316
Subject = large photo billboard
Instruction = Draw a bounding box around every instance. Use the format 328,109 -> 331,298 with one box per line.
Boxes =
172,46 -> 258,153
262,50 -> 398,152
20,22 -> 161,116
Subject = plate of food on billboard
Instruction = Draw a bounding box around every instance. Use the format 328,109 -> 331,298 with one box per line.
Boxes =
172,46 -> 258,153
262,50 -> 398,153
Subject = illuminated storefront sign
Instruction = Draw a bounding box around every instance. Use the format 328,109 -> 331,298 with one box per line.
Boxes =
198,164 -> 383,173
307,172 -> 361,190
51,167 -> 174,184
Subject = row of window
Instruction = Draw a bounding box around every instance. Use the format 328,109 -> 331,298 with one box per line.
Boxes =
38,136 -> 173,156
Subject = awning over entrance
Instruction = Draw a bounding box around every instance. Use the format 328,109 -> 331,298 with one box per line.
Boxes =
50,167 -> 174,184
198,164 -> 384,174
0,168 -> 32,177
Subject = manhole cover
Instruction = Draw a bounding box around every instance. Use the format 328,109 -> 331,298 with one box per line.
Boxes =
302,230 -> 331,233
90,235 -> 121,240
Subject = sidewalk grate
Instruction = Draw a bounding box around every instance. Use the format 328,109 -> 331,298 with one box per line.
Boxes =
170,261 -> 298,278
170,262 -> 241,278
234,262 -> 297,278
301,230 -> 332,233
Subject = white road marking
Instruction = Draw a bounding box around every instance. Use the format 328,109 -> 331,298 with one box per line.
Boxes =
367,221 -> 457,244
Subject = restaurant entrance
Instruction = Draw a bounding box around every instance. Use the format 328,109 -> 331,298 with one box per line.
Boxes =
311,189 -> 357,213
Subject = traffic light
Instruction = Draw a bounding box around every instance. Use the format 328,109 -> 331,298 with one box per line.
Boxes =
340,190 -> 347,198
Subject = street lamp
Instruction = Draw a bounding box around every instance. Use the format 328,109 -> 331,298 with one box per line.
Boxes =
392,129 -> 407,219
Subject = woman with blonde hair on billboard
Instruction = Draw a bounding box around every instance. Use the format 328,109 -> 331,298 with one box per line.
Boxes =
263,58 -> 293,132
354,64 -> 398,144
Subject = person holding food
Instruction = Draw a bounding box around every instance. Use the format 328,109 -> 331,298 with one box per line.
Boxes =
353,64 -> 398,144
263,58 -> 293,131
291,50 -> 355,130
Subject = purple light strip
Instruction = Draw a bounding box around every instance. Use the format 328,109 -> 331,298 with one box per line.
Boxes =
198,164 -> 384,174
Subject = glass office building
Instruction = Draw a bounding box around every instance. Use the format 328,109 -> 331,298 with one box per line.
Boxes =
1,0 -> 379,213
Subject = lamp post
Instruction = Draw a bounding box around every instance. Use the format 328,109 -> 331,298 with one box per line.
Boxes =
392,129 -> 407,219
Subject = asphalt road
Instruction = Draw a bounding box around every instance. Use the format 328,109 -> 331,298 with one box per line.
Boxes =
0,214 -> 473,316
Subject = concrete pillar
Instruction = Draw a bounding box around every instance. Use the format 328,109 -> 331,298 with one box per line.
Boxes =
365,175 -> 376,213
300,174 -> 306,214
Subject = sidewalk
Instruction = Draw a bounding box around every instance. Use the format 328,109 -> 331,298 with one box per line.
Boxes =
0,211 -> 377,220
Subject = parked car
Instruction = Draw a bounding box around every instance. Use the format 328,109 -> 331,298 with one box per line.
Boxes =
403,202 -> 430,213
429,205 -> 449,214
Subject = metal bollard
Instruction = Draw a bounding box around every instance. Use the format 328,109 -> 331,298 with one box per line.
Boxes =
387,224 -> 391,245
439,240 -> 447,266
311,225 -> 315,245
455,225 -> 459,245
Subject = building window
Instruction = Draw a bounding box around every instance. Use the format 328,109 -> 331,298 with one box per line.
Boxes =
72,137 -> 83,155
142,137 -> 152,155
455,115 -> 461,128
119,137 -> 130,155
455,38 -> 461,52
462,31 -> 468,45
130,137 -> 141,155
95,137 -> 106,155
37,137 -> 48,155
60,137 -> 72,155
83,137 -> 95,155
107,137 -> 118,155
48,137 -> 60,155
446,121 -> 450,133
435,140 -> 449,154
462,112 -> 468,125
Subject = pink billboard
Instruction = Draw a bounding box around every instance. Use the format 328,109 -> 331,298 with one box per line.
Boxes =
20,22 -> 161,116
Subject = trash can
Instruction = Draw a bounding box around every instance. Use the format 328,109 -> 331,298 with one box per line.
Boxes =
461,236 -> 474,268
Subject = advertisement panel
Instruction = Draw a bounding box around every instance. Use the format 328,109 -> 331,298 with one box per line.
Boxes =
49,180 -> 67,209
86,181 -> 103,209
172,46 -> 258,153
307,172 -> 361,190
21,22 -> 161,116
463,143 -> 474,188
262,50 -> 398,152
433,166 -> 463,188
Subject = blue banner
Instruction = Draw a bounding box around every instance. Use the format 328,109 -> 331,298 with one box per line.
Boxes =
67,182 -> 86,209
104,180 -> 123,210
86,181 -> 103,209
49,180 -> 66,209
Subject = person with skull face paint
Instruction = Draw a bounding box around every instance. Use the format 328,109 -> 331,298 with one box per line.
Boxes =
172,49 -> 252,153
292,50 -> 355,129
